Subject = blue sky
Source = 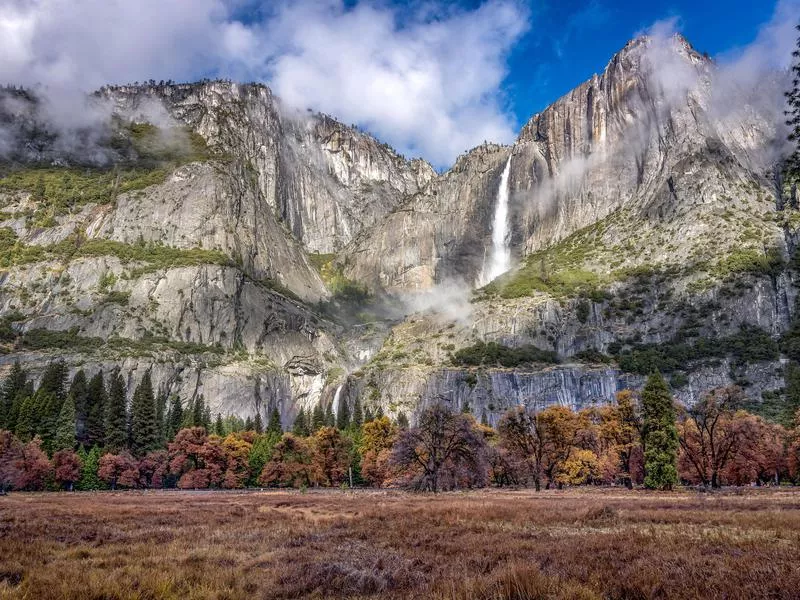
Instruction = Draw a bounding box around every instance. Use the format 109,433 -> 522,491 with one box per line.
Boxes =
503,0 -> 784,125
0,0 -> 796,167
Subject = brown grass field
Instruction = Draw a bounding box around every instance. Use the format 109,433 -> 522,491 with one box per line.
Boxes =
1,488 -> 799,599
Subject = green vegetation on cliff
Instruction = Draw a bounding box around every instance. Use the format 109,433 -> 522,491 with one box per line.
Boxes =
0,229 -> 231,273
612,325 -> 779,375
453,341 -> 559,368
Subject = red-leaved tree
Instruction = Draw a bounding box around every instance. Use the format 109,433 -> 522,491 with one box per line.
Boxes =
52,449 -> 82,491
98,452 -> 139,489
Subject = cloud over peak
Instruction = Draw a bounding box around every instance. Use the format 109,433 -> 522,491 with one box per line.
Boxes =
0,0 -> 529,167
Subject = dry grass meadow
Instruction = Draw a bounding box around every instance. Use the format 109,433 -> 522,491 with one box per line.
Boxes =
1,488 -> 799,599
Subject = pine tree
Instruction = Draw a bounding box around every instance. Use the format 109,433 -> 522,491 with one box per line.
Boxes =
192,395 -> 205,429
247,433 -> 278,486
77,445 -> 104,490
292,408 -> 309,436
244,415 -> 254,432
267,406 -> 282,436
325,403 -> 335,427
202,403 -> 212,430
0,361 -> 28,430
130,371 -> 158,457
786,24 -> 800,176
336,399 -> 350,430
39,360 -> 68,403
364,406 -> 374,423
15,394 -> 37,441
253,412 -> 264,434
214,413 -> 225,436
68,370 -> 89,445
396,411 -> 409,429
641,372 -> 678,490
312,402 -> 325,431
53,393 -> 76,451
480,411 -> 489,427
7,384 -> 31,434
105,371 -> 128,452
165,395 -> 183,440
155,392 -> 167,447
85,371 -> 107,446
352,398 -> 364,429
36,388 -> 63,452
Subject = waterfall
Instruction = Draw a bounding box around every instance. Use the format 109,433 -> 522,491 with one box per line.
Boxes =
479,154 -> 513,286
332,384 -> 343,416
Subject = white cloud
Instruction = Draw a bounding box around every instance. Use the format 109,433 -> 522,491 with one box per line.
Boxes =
0,0 -> 528,167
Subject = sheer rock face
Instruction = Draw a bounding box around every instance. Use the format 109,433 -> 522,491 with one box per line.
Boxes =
346,35 -> 784,290
344,143 -> 512,291
103,82 -> 434,256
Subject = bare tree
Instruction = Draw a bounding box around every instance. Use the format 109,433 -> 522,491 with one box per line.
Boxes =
390,404 -> 486,492
498,407 -> 546,490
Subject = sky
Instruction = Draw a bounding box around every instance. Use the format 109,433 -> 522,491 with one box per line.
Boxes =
0,0 -> 797,167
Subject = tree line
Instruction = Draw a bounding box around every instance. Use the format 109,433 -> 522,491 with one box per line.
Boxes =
1,365 -> 799,493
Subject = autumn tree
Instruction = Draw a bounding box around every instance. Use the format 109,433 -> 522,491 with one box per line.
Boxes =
390,404 -> 487,492
98,452 -> 139,489
723,414 -> 788,485
677,386 -> 746,488
104,371 -> 128,451
313,426 -> 352,486
130,371 -> 159,457
221,434 -> 253,488
168,427 -> 211,488
641,373 -> 679,490
539,405 -> 586,488
360,416 -> 397,486
556,449 -> 600,486
138,450 -> 168,488
53,449 -> 82,491
259,433 -> 319,488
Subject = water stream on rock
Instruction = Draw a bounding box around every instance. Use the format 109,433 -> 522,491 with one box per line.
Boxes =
478,154 -> 513,286
332,384 -> 343,416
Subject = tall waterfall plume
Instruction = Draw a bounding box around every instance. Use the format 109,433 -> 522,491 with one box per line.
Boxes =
479,154 -> 513,286
332,384 -> 343,416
